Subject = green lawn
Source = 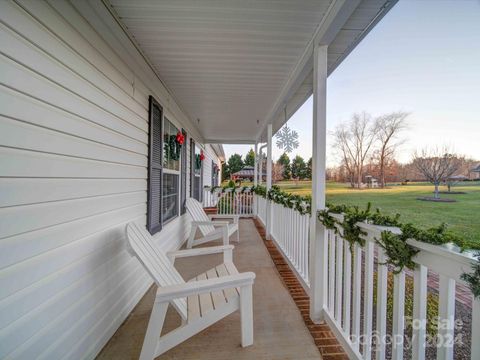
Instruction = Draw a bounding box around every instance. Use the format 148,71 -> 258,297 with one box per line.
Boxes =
274,180 -> 480,245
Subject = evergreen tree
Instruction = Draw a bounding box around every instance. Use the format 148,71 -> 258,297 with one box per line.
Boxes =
225,153 -> 244,179
277,152 -> 291,179
306,157 -> 312,180
244,148 -> 255,167
291,155 -> 306,179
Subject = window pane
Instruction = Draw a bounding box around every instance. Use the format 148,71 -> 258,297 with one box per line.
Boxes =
163,119 -> 180,171
194,146 -> 201,176
162,173 -> 179,222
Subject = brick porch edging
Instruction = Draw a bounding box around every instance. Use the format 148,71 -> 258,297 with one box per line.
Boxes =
252,218 -> 349,360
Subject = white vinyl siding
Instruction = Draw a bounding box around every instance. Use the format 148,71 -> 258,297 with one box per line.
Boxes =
0,1 -> 217,359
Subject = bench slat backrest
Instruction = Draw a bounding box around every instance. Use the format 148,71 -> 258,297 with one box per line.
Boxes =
186,198 -> 215,235
126,222 -> 187,319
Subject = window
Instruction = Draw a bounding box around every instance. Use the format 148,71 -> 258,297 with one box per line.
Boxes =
162,118 -> 181,223
212,160 -> 219,186
190,139 -> 203,201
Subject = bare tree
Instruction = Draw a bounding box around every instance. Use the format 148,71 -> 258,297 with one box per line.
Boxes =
272,163 -> 284,183
374,112 -> 408,188
333,112 -> 377,188
412,147 -> 463,198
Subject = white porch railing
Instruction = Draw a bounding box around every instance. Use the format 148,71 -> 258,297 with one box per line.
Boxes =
203,187 -> 254,216
270,201 -> 310,287
257,196 -> 267,226
252,194 -> 480,360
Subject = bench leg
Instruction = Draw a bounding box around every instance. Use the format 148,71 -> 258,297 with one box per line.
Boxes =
240,284 -> 253,347
140,301 -> 168,360
222,226 -> 229,246
187,225 -> 196,249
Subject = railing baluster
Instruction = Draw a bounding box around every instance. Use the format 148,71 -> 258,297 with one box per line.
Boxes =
472,297 -> 480,359
363,241 -> 374,360
376,247 -> 388,360
437,275 -> 455,360
392,270 -> 406,360
412,264 -> 427,360
328,230 -> 336,312
343,240 -> 351,335
352,243 -> 362,350
335,236 -> 343,323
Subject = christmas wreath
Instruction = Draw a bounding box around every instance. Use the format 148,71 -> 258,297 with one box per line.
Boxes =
164,131 -> 184,161
195,150 -> 205,170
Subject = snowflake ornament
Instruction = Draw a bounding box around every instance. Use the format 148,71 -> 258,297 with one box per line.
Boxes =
275,125 -> 299,153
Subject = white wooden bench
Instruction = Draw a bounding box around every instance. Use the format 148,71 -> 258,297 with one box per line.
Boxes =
126,222 -> 255,360
186,197 -> 239,248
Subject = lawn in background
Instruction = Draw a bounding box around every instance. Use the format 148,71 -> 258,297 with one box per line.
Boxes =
274,180 -> 480,245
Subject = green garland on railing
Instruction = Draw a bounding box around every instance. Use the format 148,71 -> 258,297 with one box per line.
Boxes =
249,185 -> 480,298
461,253 -> 480,298
252,185 -> 311,215
209,185 -> 252,194
317,203 -> 480,297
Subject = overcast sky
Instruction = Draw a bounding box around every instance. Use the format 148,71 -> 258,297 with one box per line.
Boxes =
223,0 -> 480,166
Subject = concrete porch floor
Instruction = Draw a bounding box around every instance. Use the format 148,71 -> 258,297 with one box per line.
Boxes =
97,219 -> 321,359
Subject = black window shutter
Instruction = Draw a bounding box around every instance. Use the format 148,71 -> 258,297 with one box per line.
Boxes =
190,138 -> 195,198
200,155 -> 204,202
147,96 -> 163,234
180,128 -> 187,214
211,160 -> 215,186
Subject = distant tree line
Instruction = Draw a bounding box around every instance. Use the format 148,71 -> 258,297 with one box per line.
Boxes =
222,148 -> 313,183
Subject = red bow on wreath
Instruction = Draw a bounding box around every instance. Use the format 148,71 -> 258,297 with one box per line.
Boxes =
199,150 -> 205,161
175,131 -> 185,145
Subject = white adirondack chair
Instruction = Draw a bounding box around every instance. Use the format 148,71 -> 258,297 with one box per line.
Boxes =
126,222 -> 255,360
185,197 -> 239,248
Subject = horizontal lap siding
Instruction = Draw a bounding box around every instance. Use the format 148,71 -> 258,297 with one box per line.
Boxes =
203,144 -> 222,187
0,1 -> 195,359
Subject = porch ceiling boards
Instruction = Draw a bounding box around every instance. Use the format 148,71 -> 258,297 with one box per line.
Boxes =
107,0 -> 396,143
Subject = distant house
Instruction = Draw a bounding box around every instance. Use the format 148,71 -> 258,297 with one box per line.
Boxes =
365,175 -> 379,188
471,164 -> 480,179
231,166 -> 266,181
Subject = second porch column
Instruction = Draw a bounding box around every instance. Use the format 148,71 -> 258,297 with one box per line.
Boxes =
309,44 -> 328,323
266,124 -> 273,239
253,142 -> 258,215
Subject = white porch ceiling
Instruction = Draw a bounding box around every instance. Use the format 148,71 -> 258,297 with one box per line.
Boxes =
108,0 -> 396,143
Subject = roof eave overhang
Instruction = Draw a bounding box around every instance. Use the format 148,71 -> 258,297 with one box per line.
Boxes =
255,0 -> 398,143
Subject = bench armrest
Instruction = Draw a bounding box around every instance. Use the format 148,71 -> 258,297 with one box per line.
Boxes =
155,272 -> 256,303
208,214 -> 240,223
167,245 -> 234,263
191,220 -> 229,227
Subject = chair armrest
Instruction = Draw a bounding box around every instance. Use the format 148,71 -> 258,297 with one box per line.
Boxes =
167,245 -> 234,263
155,272 -> 256,303
191,220 -> 229,227
208,214 -> 240,224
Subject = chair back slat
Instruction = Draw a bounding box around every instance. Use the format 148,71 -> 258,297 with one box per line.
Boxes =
126,222 -> 187,319
186,198 -> 216,235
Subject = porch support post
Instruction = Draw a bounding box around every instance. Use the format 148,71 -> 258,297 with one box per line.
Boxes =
254,142 -> 258,215
266,124 -> 273,239
309,44 -> 328,323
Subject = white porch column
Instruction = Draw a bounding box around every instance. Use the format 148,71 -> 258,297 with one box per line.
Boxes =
254,142 -> 258,187
309,44 -> 328,322
254,142 -> 258,215
266,124 -> 273,239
